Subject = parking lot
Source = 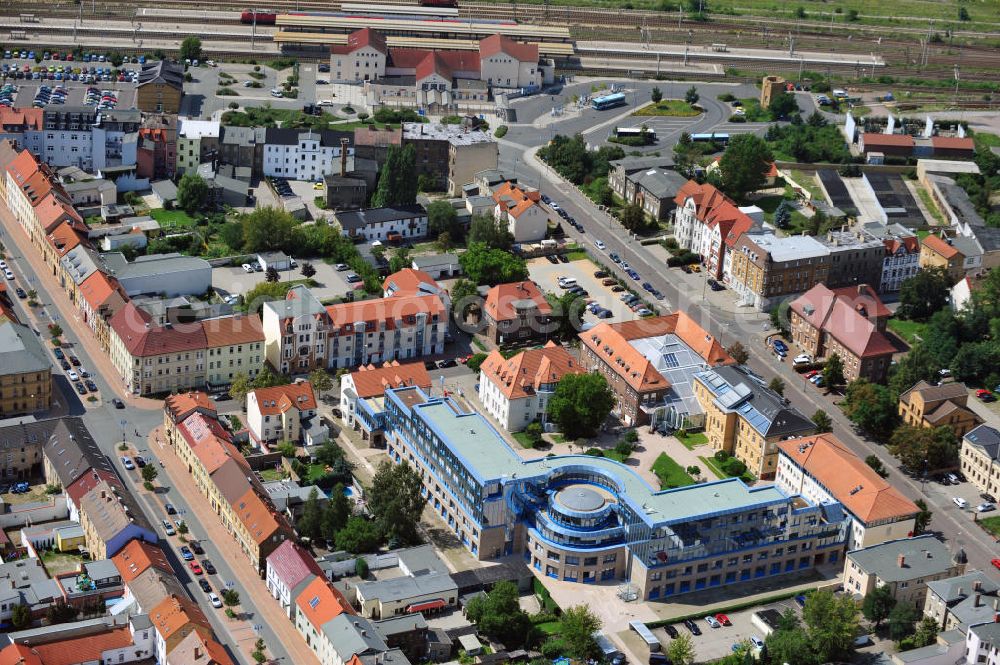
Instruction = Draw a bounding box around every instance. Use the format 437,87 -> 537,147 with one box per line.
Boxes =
920,472 -> 996,518
211,259 -> 356,303
8,81 -> 136,110
649,598 -> 800,662
528,256 -> 640,325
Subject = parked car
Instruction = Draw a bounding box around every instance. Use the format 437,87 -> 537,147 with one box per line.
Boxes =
750,636 -> 765,649
793,354 -> 812,365
112,398 -> 125,409
189,540 -> 204,555
992,558 -> 1000,571
705,615 -> 721,629
684,619 -> 701,636
953,497 -> 968,509
14,287 -> 25,299
189,561 -> 203,575
120,456 -> 134,470
596,240 -> 606,251
976,502 -> 996,513
84,380 -> 98,392
198,579 -> 212,593
202,559 -> 217,575
179,546 -> 194,561
976,389 -> 995,402
715,613 -> 731,626
241,263 -> 254,273
74,382 -> 87,395
165,503 -> 177,515
67,370 -> 79,381
209,592 -> 223,608
664,624 -> 679,639
162,519 -> 175,536
436,359 -> 457,369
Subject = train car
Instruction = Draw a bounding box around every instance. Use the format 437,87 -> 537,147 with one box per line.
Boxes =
420,0 -> 458,7
241,10 -> 277,24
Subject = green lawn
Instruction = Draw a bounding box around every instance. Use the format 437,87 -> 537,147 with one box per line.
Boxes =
652,453 -> 696,489
633,100 -> 701,117
980,516 -> 1000,538
512,431 -> 539,449
787,170 -> 825,201
916,186 -> 946,225
738,98 -> 774,122
916,229 -> 931,240
150,208 -> 198,228
973,131 -> 1000,151
327,121 -> 395,131
675,431 -> 708,450
563,249 -> 589,261
536,621 -> 561,635
259,468 -> 286,482
888,318 -> 929,346
222,107 -> 341,131
700,455 -> 756,484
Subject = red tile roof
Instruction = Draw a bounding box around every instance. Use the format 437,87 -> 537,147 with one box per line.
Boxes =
789,284 -> 895,359
295,576 -> 354,630
109,302 -> 207,357
5,149 -> 40,186
778,434 -> 918,524
250,380 -> 317,416
483,280 -> 551,322
66,468 -> 121,508
267,540 -> 325,590
169,631 -> 237,665
202,313 -> 264,347
0,107 -> 43,131
931,136 -> 974,151
579,312 -> 733,392
922,234 -> 961,260
382,268 -> 440,298
388,47 -> 431,70
233,487 -> 286,545
415,50 -> 480,81
346,360 -> 432,399
884,235 -> 919,255
861,132 -> 915,148
325,294 -> 445,335
150,595 -> 213,646
78,271 -> 127,314
113,539 -> 173,583
0,645 -> 41,665
165,391 -> 216,421
36,193 -> 84,234
330,27 -> 388,55
46,221 -> 84,257
26,627 -> 133,665
353,126 -> 401,148
180,412 -> 242,475
479,341 -> 585,400
493,181 -> 541,219
479,34 -> 538,63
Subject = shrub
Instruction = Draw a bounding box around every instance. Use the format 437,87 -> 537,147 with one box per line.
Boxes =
494,125 -> 508,138
355,557 -> 369,578
714,450 -> 730,462
717,92 -> 736,102
584,447 -> 604,457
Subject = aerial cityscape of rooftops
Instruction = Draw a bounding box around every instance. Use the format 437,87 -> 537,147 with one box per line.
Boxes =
0,0 -> 999,664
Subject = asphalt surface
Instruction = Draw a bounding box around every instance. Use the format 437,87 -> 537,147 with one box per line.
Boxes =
497,79 -> 1000,582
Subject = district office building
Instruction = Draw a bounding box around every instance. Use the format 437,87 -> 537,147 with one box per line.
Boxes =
378,385 -> 849,602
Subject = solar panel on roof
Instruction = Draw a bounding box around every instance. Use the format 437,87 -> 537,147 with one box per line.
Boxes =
662,353 -> 679,369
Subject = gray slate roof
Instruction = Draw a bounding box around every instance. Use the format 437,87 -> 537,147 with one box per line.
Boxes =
412,254 -> 459,269
927,571 -> 1000,603
322,614 -> 388,661
137,60 -> 183,89
0,319 -> 51,375
965,425 -> 1000,461
699,365 -> 816,438
628,167 -> 687,200
37,417 -> 116,487
847,535 -> 957,583
970,621 -> 1000,646
356,572 -> 456,603
396,544 -> 450,577
335,205 -> 426,232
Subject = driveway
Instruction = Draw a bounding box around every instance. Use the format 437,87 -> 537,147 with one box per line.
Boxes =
527,256 -> 647,325
212,260 -> 355,303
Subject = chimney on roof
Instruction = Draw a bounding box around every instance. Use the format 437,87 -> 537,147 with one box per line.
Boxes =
194,646 -> 202,659
340,137 -> 349,177
897,554 -> 906,568
976,593 -> 983,607
975,580 -> 983,592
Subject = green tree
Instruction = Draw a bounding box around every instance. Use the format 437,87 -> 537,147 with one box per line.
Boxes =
467,214 -> 513,251
550,290 -> 586,340
242,281 -> 293,314
427,200 -> 463,242
252,366 -> 286,389
666,631 -> 696,665
673,131 -> 700,177
176,172 -> 209,217
389,247 -> 411,274
888,603 -> 920,642
355,557 -> 369,578
719,134 -> 775,202
811,410 -> 833,433
141,465 -> 159,483
898,266 -> 951,321
297,487 -> 323,540
802,589 -> 861,663
914,498 -> 932,534
467,352 -> 489,373
621,203 -> 647,232
308,369 -> 333,394
651,86 -> 663,103
371,144 -> 417,207
180,36 -> 203,62
843,379 -> 898,439
222,588 -> 240,607
767,92 -> 800,120
240,207 -> 298,253
559,605 -> 602,660
229,371 -> 252,403
889,426 -> 959,473
773,200 -> 792,229
523,421 -> 544,447
766,628 -> 817,665
335,516 -> 382,553
768,377 -> 785,396
727,341 -> 749,364
958,6 -> 970,20
465,581 -> 536,649
889,343 -> 942,395
865,455 -> 889,478
913,616 -> 939,647
220,222 -> 245,252
547,373 -> 615,439
823,353 -> 845,387
770,303 -> 789,336
684,85 -> 700,105
265,266 -> 280,283
458,242 -> 528,285
450,278 -> 480,324
300,262 -> 316,279
861,584 -> 896,628
795,5 -> 806,17
368,460 -> 426,547
10,603 -> 31,629
322,483 -> 352,541
46,601 -> 79,625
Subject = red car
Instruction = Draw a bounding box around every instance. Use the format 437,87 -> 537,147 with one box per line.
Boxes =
977,389 -> 995,401
715,613 -> 731,626
992,558 -> 1000,571
805,370 -> 819,379
188,561 -> 203,575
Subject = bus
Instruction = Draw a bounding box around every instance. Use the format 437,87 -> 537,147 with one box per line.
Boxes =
592,92 -> 626,111
690,132 -> 730,145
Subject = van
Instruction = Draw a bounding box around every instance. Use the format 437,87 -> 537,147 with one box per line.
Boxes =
557,277 -> 577,288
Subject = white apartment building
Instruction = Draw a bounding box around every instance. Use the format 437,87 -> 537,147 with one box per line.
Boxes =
262,128 -> 354,181
330,27 -> 388,82
477,342 -> 585,432
967,622 -> 1000,665
334,205 -> 429,242
262,285 -> 330,375
776,434 -> 918,550
176,118 -> 221,175
246,380 -> 318,445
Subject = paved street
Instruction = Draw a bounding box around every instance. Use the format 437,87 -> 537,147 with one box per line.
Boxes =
0,204 -> 313,665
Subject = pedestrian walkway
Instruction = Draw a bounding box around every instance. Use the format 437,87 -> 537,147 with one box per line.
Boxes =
149,425 -> 322,665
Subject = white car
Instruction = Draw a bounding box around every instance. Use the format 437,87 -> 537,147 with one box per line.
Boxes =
0,260 -> 7,269
953,497 -> 968,509
317,100 -> 334,106
67,370 -> 79,381
270,89 -> 283,98
241,263 -> 254,273
209,592 -> 223,608
705,615 -> 721,629
121,456 -> 135,470
793,354 -> 812,365
334,263 -> 349,271
595,240 -> 606,251
242,80 -> 254,87
750,636 -> 764,650
4,270 -> 13,280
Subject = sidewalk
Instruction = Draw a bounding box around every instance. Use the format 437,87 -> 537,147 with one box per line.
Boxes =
149,425 -> 322,665
0,206 -> 161,411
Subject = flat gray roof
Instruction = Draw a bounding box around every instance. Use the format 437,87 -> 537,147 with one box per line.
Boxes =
0,319 -> 51,375
356,572 -> 456,602
847,535 -> 956,582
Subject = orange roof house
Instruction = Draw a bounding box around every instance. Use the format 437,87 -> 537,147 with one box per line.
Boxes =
479,341 -> 585,401
483,280 -> 550,322
169,631 -> 236,665
325,294 -> 445,334
249,381 -> 317,415
294,575 -> 354,631
165,390 -> 217,423
344,360 -> 432,399
778,434 -> 918,546
150,595 -> 214,655
492,181 -> 541,221
202,313 -> 264,348
113,539 -> 173,583
922,233 -> 961,260
479,34 -> 539,63
382,268 -> 441,299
